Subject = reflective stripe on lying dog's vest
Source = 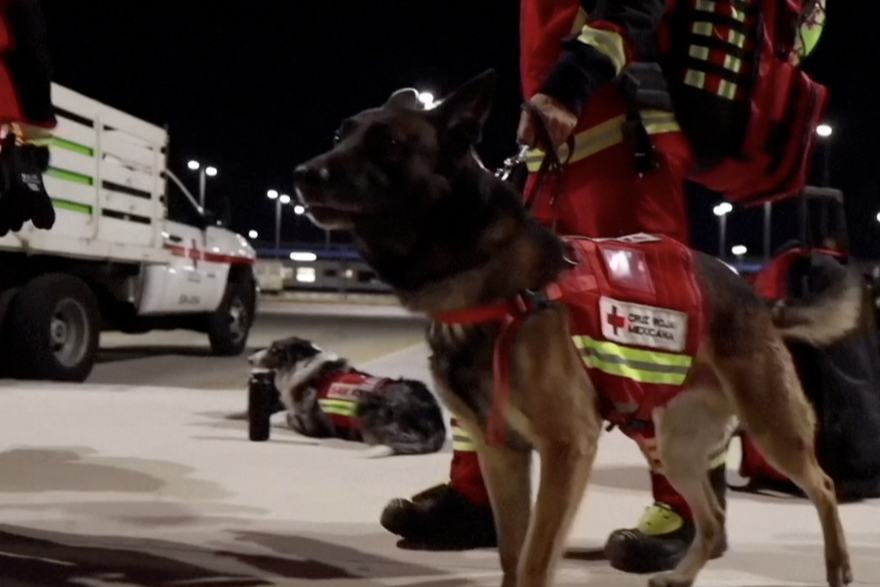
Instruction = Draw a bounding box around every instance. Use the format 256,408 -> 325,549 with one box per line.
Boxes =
572,335 -> 693,388
318,397 -> 359,418
525,110 -> 680,172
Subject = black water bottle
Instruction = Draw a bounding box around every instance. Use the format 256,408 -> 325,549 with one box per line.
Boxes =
248,369 -> 276,441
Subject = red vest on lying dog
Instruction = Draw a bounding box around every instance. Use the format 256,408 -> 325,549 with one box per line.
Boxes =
434,234 -> 705,445
317,372 -> 389,436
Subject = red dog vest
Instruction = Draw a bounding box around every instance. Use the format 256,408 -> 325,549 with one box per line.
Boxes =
434,234 -> 705,445
317,372 -> 389,435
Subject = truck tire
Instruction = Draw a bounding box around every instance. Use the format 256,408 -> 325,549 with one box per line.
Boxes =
0,286 -> 19,378
208,280 -> 254,356
6,273 -> 101,382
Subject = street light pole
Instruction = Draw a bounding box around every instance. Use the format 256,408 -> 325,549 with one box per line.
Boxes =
274,197 -> 282,259
824,139 -> 832,187
188,160 -> 218,209
267,189 -> 290,259
713,202 -> 733,260
816,123 -> 833,187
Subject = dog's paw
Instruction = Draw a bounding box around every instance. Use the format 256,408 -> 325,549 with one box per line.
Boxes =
826,555 -> 853,587
648,572 -> 694,587
363,445 -> 395,459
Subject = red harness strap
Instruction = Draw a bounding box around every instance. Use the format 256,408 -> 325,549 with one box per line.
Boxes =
433,289 -> 563,446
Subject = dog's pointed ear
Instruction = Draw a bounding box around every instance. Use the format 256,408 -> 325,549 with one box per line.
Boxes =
385,88 -> 421,110
434,69 -> 498,146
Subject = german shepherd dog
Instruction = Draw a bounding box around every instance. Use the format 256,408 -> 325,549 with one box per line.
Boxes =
292,70 -> 856,587
247,336 -> 447,456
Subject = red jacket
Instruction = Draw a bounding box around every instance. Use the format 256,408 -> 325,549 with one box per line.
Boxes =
520,0 -> 667,128
0,0 -> 55,128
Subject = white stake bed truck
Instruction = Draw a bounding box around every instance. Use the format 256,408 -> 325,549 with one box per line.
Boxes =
0,84 -> 258,382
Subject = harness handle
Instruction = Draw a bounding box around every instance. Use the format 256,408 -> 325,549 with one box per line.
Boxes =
517,101 -> 575,231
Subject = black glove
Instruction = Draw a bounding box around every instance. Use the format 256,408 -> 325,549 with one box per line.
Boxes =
0,133 -> 55,237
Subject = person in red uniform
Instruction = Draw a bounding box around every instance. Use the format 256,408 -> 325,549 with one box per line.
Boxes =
0,0 -> 56,237
380,0 -> 730,574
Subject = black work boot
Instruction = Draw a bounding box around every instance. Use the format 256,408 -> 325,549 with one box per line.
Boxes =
380,483 -> 497,549
604,464 -> 728,574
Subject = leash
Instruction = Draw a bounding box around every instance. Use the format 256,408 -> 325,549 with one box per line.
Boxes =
520,101 -> 576,232
494,102 -> 576,233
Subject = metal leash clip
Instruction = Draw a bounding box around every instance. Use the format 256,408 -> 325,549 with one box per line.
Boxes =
495,144 -> 530,180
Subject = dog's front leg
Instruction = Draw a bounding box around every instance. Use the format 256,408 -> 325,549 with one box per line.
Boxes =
517,434 -> 599,587
477,442 -> 532,587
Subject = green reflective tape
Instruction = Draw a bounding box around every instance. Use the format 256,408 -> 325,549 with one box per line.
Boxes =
45,167 -> 93,186
51,136 -> 94,157
573,335 -> 693,385
573,336 -> 693,368
51,198 -> 93,215
318,398 -> 358,417
583,354 -> 690,385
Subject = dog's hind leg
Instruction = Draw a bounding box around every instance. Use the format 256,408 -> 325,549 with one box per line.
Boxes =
648,374 -> 734,587
720,340 -> 852,587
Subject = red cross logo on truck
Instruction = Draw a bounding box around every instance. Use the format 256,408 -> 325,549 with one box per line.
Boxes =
189,238 -> 202,269
605,304 -> 627,335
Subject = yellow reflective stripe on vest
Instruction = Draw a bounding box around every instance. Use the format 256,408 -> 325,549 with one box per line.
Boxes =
451,422 -> 477,452
576,25 -> 628,74
525,111 -> 680,172
572,335 -> 693,386
318,398 -> 358,417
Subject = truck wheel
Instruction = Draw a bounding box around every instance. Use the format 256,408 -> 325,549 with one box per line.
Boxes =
208,280 -> 254,356
0,287 -> 19,378
7,273 -> 101,382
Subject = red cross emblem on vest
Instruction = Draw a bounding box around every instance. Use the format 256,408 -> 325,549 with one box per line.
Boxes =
606,304 -> 627,335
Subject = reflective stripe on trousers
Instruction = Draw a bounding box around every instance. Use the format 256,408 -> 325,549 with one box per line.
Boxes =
525,111 -> 680,172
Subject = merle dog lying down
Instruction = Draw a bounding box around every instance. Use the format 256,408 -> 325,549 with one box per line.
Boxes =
239,336 -> 446,456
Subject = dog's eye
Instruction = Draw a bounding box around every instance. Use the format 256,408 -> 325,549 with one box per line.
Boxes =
366,123 -> 401,152
333,119 -> 357,147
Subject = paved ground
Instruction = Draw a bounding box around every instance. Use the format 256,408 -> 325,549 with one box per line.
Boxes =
90,299 -> 427,390
1,301 -> 879,587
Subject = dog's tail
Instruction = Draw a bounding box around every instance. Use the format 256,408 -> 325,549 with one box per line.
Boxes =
771,263 -> 866,347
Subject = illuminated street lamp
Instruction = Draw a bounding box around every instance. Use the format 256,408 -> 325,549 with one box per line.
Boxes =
713,202 -> 733,259
248,230 -> 258,239
293,204 -> 305,215
187,160 -> 218,209
731,244 -> 748,261
417,91 -> 435,109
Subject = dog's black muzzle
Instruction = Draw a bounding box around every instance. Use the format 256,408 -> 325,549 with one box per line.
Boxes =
293,163 -> 331,205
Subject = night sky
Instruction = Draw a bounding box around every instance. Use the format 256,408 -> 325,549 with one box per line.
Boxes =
41,2 -> 880,259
